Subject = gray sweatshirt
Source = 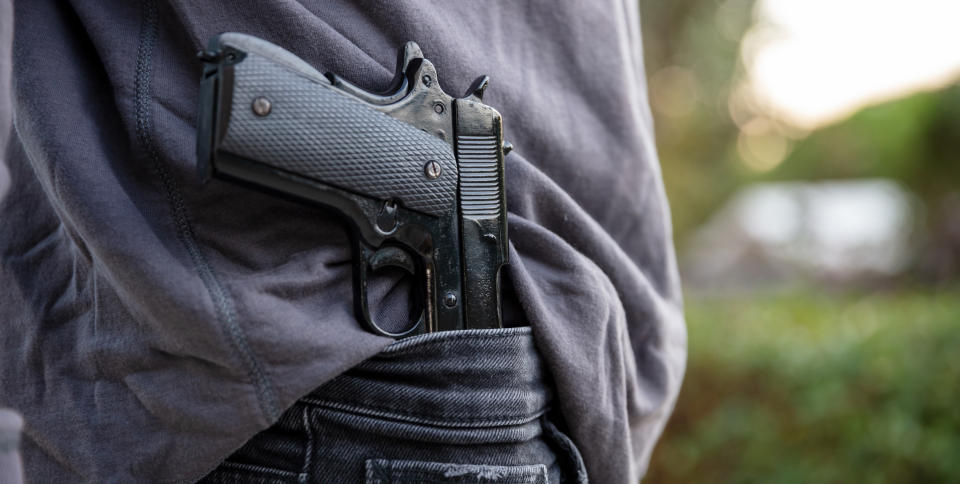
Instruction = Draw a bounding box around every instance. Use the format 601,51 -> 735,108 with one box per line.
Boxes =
0,1 -> 686,482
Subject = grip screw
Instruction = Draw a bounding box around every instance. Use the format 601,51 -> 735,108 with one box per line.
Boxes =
252,97 -> 272,117
443,292 -> 458,308
424,160 -> 442,180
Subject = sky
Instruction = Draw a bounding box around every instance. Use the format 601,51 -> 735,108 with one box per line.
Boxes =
742,0 -> 960,130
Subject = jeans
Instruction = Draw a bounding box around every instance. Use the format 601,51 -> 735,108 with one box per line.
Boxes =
198,327 -> 588,483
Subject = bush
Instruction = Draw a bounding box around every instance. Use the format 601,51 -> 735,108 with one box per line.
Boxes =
646,287 -> 960,483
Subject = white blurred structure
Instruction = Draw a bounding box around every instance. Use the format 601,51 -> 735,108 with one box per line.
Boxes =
682,179 -> 918,292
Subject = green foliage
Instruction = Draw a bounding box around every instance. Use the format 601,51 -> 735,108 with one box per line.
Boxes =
640,0 -> 960,253
638,2 -> 960,480
646,288 -> 960,483
640,0 -> 759,239
768,92 -> 960,281
776,93 -> 940,182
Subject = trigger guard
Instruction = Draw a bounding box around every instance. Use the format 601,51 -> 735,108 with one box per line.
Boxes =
368,245 -> 416,275
353,242 -> 424,338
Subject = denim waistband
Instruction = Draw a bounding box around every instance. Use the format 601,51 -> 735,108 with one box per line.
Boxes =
300,327 -> 551,428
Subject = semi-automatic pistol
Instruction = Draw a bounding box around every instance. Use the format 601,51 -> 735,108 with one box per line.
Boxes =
196,33 -> 509,337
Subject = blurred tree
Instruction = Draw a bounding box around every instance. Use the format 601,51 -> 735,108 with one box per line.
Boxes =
640,0 -> 758,242
770,88 -> 960,281
641,0 -> 960,281
640,2 -> 960,482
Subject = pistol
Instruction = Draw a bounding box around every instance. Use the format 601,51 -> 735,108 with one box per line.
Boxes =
196,33 -> 509,338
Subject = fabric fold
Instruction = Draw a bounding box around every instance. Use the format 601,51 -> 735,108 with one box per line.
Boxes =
0,1 -> 685,482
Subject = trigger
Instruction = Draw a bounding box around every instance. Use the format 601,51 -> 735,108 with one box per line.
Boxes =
368,246 -> 417,275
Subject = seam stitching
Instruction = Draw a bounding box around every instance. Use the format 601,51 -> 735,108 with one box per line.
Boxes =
381,326 -> 532,354
134,0 -> 279,421
300,397 -> 549,427
300,405 -> 313,482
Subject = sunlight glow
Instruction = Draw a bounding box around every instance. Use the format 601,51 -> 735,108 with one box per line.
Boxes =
742,0 -> 960,129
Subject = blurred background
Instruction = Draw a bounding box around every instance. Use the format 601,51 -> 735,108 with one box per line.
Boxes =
639,0 -> 960,482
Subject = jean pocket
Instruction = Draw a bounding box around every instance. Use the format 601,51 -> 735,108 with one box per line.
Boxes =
365,459 -> 548,484
197,461 -> 308,484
